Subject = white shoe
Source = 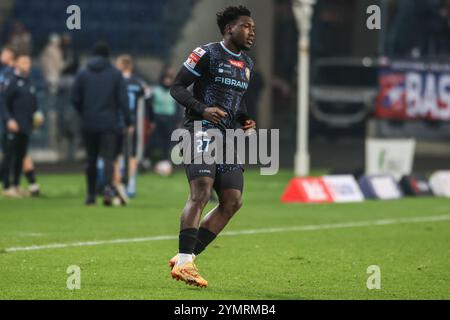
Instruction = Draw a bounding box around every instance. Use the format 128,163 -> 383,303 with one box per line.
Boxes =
3,187 -> 23,198
28,184 -> 40,197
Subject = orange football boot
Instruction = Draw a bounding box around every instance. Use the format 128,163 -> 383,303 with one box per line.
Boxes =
171,262 -> 208,288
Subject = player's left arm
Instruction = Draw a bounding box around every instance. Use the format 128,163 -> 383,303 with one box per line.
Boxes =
236,99 -> 256,131
170,67 -> 207,115
139,81 -> 155,123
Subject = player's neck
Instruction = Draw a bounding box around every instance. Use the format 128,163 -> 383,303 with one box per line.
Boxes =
221,39 -> 241,55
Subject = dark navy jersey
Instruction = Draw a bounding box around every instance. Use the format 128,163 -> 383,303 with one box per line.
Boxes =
0,66 -> 13,126
123,74 -> 151,124
0,72 -> 38,134
182,41 -> 253,131
0,66 -> 14,91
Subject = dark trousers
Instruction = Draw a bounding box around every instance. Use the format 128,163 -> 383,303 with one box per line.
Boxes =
1,132 -> 29,189
147,115 -> 178,161
83,132 -> 117,197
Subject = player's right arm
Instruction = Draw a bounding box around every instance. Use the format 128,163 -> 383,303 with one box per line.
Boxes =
0,77 -> 19,132
0,82 -> 8,122
170,47 -> 226,124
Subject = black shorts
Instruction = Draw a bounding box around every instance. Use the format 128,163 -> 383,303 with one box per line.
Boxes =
185,163 -> 244,193
181,127 -> 244,193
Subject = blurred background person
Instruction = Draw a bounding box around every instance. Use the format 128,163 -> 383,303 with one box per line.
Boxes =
0,46 -> 16,79
0,54 -> 37,198
61,33 -> 79,76
58,33 -> 80,162
6,21 -> 32,55
115,54 -> 154,198
0,45 -> 43,197
0,46 -> 17,148
71,42 -> 132,206
40,33 -> 64,95
145,66 -> 181,175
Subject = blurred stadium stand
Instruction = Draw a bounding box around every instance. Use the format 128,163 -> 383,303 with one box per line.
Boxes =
2,0 -> 198,56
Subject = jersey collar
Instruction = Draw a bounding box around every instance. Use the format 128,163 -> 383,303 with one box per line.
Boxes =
220,41 -> 241,58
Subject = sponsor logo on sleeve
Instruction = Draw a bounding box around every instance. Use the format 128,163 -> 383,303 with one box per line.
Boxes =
193,47 -> 206,58
185,52 -> 200,69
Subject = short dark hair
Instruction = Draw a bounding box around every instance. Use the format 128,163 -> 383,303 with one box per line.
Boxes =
92,41 -> 110,57
216,5 -> 251,35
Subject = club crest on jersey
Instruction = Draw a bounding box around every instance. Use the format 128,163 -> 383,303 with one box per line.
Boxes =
245,68 -> 251,80
228,60 -> 245,69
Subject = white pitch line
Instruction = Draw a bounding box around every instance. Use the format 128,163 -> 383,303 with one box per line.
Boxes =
3,214 -> 450,253
16,232 -> 46,237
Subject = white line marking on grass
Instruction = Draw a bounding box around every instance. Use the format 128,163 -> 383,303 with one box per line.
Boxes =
4,214 -> 450,253
16,233 -> 46,237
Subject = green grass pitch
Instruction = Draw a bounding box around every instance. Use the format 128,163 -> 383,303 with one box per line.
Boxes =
0,170 -> 449,300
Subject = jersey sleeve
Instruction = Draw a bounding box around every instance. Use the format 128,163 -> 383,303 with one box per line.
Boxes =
0,78 -> 14,121
183,46 -> 209,77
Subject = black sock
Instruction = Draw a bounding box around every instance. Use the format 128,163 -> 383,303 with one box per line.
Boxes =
25,170 -> 36,184
179,228 -> 198,254
193,227 -> 217,256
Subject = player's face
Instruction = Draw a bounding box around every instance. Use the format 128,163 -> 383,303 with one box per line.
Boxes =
115,60 -> 124,71
1,49 -> 15,66
15,56 -> 31,75
230,16 -> 256,51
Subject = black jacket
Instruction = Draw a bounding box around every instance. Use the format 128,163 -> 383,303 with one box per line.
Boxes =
0,71 -> 38,135
71,56 -> 130,133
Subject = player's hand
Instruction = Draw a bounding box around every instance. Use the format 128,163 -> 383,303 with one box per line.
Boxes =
7,119 -> 19,133
242,119 -> 256,131
127,126 -> 135,135
202,107 -> 227,124
33,111 -> 45,129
